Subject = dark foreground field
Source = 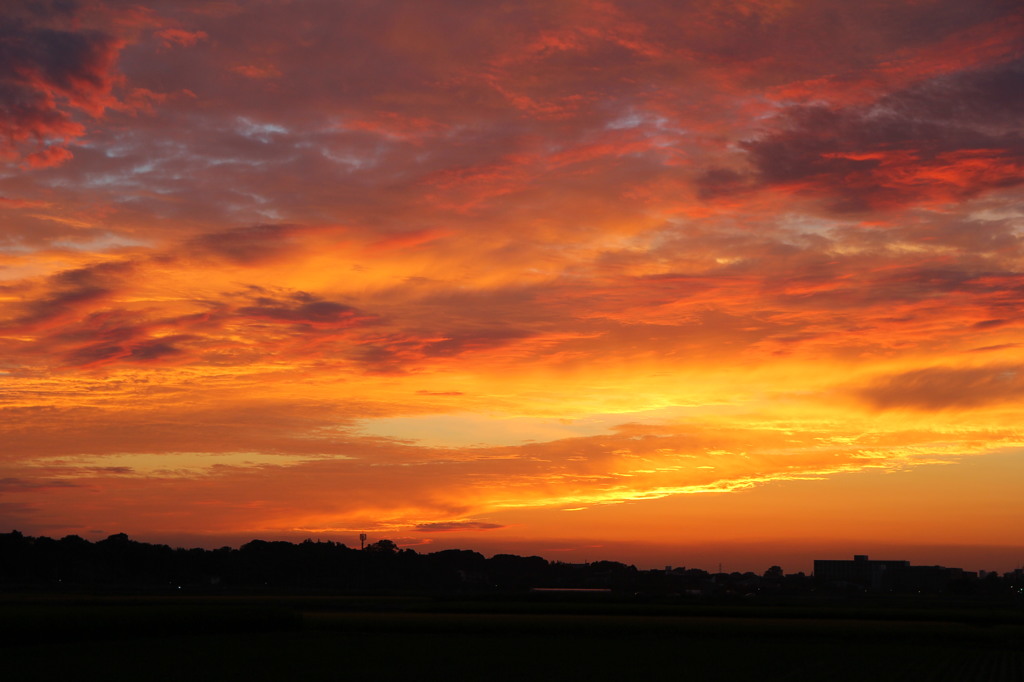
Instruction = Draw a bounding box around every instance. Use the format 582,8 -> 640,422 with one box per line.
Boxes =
3,595 -> 1022,681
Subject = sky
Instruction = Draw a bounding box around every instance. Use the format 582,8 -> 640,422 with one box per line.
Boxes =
1,0 -> 1023,573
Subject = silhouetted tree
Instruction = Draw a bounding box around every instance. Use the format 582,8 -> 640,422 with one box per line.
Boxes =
365,539 -> 398,554
1,530 -> 1017,602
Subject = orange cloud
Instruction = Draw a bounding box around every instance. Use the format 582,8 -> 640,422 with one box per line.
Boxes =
1,0 -> 1022,571
855,365 -> 1024,411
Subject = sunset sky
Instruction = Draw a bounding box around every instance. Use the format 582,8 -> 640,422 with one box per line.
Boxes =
2,0 -> 1023,573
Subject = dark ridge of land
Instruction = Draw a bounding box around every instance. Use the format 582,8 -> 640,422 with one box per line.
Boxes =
3,530 -> 1023,603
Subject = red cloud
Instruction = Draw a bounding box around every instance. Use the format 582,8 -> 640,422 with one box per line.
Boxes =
230,64 -> 282,80
0,196 -> 49,208
0,5 -> 125,166
155,28 -> 208,49
702,60 -> 1024,212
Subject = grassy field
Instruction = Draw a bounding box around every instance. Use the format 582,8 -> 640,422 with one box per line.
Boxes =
2,595 -> 1022,681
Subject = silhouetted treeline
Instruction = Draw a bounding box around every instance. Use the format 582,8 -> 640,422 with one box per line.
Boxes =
1,531 -> 1021,600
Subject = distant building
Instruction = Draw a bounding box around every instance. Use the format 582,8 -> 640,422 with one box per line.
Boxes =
814,555 -> 910,591
892,565 -> 965,593
814,554 -> 968,593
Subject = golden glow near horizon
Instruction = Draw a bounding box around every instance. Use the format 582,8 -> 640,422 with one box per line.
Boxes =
1,0 -> 1022,569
